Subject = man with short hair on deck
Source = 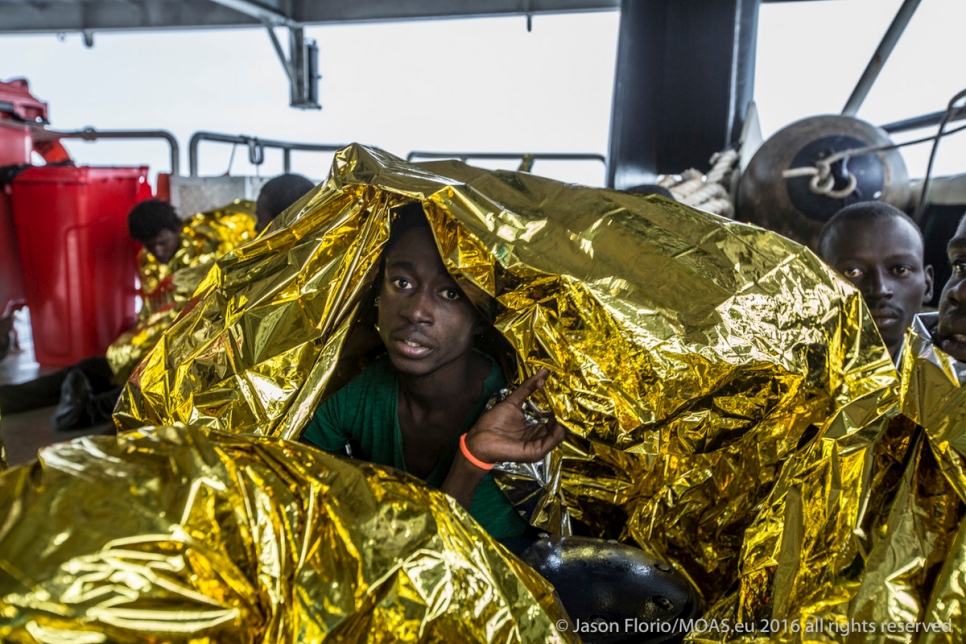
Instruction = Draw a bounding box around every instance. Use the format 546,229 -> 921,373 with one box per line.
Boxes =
817,201 -> 934,362
127,199 -> 183,264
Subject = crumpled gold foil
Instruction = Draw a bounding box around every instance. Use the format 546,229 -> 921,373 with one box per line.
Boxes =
856,314 -> 966,643
696,314 -> 964,643
115,144 -> 896,612
0,424 -> 573,643
106,200 -> 258,383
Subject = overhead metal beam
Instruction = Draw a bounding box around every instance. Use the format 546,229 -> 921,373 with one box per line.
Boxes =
0,0 -> 619,34
208,0 -> 299,27
296,0 -> 619,23
0,2 -> 257,34
0,0 -> 843,34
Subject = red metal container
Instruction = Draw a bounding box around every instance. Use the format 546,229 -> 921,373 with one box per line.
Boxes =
0,120 -> 34,314
0,190 -> 25,309
10,166 -> 148,367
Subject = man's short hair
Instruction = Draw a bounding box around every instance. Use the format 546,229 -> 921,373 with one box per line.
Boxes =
258,173 -> 315,221
383,202 -> 432,257
127,199 -> 181,244
378,202 -> 433,280
817,201 -> 923,259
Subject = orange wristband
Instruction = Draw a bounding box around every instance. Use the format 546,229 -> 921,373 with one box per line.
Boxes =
460,433 -> 494,471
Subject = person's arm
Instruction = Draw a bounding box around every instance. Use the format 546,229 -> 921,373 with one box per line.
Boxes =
439,455 -> 490,510
440,368 -> 566,510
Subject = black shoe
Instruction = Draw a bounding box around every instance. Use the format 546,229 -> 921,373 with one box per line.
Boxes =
52,369 -> 94,431
88,388 -> 122,426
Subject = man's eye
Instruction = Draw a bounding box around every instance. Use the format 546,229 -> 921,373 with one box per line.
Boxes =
391,278 -> 412,289
440,288 -> 461,301
843,267 -> 863,278
952,260 -> 966,276
892,266 -> 912,277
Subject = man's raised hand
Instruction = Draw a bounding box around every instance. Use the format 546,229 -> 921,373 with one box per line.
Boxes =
464,368 -> 566,465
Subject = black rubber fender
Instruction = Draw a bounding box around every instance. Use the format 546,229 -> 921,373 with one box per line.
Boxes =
503,535 -> 701,644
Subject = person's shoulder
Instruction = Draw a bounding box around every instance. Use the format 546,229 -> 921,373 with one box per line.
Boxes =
475,350 -> 507,394
305,355 -> 393,448
333,354 -> 396,399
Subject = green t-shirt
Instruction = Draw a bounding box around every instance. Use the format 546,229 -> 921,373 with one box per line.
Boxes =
302,354 -> 529,541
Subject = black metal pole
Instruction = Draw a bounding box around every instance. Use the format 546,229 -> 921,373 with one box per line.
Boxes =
606,0 -> 760,189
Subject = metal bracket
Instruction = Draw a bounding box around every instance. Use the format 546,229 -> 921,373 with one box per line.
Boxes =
263,24 -> 321,110
208,0 -> 320,110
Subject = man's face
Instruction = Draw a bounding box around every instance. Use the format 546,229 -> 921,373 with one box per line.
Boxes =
822,216 -> 933,358
377,226 -> 481,378
142,229 -> 180,264
937,217 -> 966,362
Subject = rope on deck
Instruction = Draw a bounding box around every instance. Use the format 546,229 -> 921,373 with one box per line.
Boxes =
659,148 -> 739,218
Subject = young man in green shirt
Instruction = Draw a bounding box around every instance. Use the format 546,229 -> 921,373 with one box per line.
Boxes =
302,205 -> 566,540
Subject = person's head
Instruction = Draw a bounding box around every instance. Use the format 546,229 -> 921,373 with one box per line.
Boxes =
626,184 -> 675,200
937,213 -> 966,362
255,173 -> 315,232
376,203 -> 487,378
817,201 -> 933,359
127,199 -> 182,264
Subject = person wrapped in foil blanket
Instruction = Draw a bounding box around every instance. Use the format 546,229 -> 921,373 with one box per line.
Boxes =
106,199 -> 260,384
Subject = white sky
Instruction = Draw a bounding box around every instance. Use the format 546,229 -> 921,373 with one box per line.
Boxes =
0,0 -> 963,188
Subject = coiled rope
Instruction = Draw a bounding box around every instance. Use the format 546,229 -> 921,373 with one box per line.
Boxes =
659,148 -> 739,218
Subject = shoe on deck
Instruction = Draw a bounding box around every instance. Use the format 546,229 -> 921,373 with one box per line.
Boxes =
52,369 -> 94,432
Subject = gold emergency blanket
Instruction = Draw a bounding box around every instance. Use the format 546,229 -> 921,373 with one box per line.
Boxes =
106,200 -> 258,383
898,315 -> 966,641
0,424 -> 573,643
701,314 -> 964,643
115,144 -> 897,607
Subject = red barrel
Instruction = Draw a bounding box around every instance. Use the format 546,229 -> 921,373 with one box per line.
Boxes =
10,166 -> 148,367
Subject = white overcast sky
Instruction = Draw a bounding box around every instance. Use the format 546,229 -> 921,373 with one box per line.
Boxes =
0,0 -> 963,187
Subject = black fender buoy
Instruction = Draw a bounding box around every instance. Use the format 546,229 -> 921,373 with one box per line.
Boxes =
504,535 -> 700,644
738,115 -> 909,250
